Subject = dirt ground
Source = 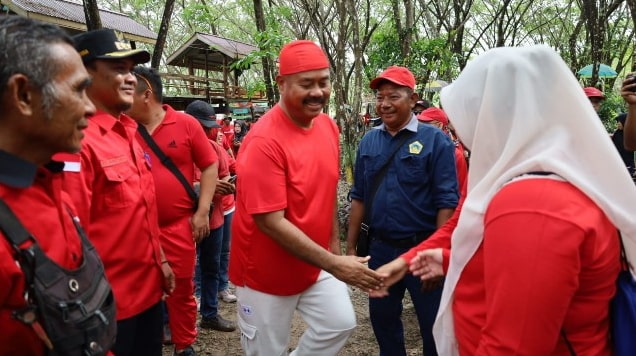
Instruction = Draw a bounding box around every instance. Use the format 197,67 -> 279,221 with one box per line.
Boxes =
163,180 -> 424,355
163,287 -> 423,355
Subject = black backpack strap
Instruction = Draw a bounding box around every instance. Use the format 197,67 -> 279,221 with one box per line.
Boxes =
0,198 -> 34,249
137,124 -> 199,208
0,198 -> 63,287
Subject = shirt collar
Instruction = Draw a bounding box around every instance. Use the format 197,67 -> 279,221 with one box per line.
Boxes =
90,110 -> 139,131
162,104 -> 177,125
0,150 -> 63,188
373,114 -> 419,133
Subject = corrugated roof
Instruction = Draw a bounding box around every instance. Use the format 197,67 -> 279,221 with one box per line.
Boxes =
167,32 -> 258,69
4,0 -> 157,43
196,33 -> 258,58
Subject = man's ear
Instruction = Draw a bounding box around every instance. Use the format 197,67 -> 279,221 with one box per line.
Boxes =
144,89 -> 153,102
276,75 -> 285,94
6,74 -> 36,116
410,92 -> 420,109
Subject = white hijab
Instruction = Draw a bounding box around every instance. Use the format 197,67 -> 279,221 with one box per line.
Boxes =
435,45 -> 636,355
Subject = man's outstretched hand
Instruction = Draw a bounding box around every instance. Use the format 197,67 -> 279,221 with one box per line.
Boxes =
328,255 -> 387,292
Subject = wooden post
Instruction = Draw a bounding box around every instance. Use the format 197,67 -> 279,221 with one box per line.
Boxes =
205,49 -> 210,101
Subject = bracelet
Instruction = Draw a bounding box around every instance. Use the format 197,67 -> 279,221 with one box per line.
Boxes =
161,260 -> 169,264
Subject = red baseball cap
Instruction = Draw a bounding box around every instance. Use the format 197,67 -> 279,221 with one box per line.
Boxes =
583,86 -> 605,99
370,66 -> 416,90
417,107 -> 449,126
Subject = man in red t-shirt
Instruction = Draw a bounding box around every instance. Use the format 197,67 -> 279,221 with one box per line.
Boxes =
127,69 -> 219,355
63,29 -> 175,356
0,17 -> 104,356
229,40 -> 384,355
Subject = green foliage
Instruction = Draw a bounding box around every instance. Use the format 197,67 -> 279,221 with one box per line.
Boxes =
365,23 -> 458,86
599,92 -> 626,132
230,30 -> 289,71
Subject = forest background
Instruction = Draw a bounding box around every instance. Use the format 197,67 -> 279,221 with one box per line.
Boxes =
84,0 -> 636,174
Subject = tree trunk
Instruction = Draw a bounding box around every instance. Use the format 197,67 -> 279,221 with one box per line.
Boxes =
83,0 -> 102,30
628,0 -> 636,71
151,0 -> 176,69
401,0 -> 414,58
253,0 -> 277,106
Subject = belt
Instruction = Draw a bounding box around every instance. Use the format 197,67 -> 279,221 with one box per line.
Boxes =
371,231 -> 432,249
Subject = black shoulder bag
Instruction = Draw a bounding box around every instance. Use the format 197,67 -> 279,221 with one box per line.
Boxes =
356,130 -> 415,257
0,199 -> 116,356
138,125 -> 202,211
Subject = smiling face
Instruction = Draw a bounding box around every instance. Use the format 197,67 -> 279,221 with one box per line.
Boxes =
277,68 -> 331,127
375,81 -> 417,133
21,43 -> 95,155
85,58 -> 137,117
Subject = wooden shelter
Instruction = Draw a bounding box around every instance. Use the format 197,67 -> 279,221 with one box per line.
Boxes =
164,32 -> 266,115
1,1 -> 267,115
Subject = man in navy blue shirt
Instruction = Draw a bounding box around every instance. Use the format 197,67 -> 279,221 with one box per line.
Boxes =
347,66 -> 458,356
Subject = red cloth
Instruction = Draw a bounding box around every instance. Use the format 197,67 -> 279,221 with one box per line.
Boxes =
455,179 -> 618,355
221,123 -> 234,147
0,166 -> 83,356
135,105 -> 217,277
194,140 -> 229,229
230,105 -> 340,295
165,277 -> 197,349
219,147 -> 236,212
278,40 -> 329,76
454,145 -> 468,193
61,111 -> 164,320
400,190 -> 463,271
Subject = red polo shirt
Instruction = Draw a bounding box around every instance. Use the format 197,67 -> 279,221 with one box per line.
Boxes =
229,106 -> 340,295
0,153 -> 83,355
60,111 -> 164,320
135,106 -> 217,277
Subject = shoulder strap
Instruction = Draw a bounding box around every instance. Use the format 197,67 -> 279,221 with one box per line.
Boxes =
0,198 -> 34,249
137,124 -> 198,206
362,129 -> 415,226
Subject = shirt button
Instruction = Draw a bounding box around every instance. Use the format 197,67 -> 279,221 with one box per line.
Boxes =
72,253 -> 78,261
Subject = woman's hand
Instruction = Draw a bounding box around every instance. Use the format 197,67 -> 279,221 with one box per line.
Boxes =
410,248 -> 444,281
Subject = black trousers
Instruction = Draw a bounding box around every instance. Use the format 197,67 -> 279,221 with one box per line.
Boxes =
111,301 -> 163,356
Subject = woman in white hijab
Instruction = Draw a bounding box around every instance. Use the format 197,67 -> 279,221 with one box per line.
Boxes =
410,45 -> 636,355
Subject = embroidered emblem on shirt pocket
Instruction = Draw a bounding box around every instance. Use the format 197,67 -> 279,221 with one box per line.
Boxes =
409,141 -> 423,154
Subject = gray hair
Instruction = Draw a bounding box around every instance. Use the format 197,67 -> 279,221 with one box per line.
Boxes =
0,16 -> 73,116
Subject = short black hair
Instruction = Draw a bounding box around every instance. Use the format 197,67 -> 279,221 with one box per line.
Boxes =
0,16 -> 73,111
132,66 -> 163,102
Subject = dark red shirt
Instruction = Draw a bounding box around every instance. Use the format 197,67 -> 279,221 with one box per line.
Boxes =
60,111 -> 164,320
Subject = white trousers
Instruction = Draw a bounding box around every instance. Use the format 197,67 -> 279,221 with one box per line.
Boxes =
236,270 -> 356,356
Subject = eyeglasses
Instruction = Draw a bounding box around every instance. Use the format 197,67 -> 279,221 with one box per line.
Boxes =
133,73 -> 153,93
